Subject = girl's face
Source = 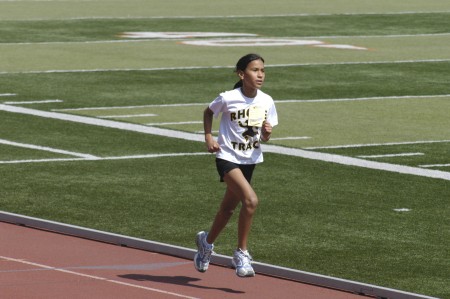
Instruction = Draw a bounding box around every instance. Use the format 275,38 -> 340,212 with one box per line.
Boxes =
238,59 -> 265,90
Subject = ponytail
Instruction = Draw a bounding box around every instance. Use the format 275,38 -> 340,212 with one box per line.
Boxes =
233,80 -> 243,89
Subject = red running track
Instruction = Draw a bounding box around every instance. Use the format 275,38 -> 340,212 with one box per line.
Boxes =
0,222 -> 370,299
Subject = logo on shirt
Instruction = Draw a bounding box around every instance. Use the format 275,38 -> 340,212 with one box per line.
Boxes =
229,107 -> 267,151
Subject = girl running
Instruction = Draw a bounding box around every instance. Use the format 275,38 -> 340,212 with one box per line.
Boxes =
194,53 -> 278,277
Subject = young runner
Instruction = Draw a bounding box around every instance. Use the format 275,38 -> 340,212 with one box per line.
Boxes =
194,53 -> 278,277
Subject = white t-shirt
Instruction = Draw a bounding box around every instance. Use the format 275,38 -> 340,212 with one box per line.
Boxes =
209,88 -> 278,164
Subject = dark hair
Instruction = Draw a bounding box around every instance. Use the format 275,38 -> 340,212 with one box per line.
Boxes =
233,53 -> 265,89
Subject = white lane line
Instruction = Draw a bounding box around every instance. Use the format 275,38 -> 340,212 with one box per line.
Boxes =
263,145 -> 450,181
0,255 -> 199,299
146,121 -> 202,126
53,102 -> 207,111
357,153 -> 424,158
0,104 -> 205,142
271,136 -> 311,141
276,94 -> 450,104
3,99 -> 63,105
1,59 -> 449,75
98,113 -> 157,118
1,104 -> 449,181
419,163 -> 450,168
51,94 -> 450,113
305,139 -> 450,150
0,93 -> 16,97
0,152 -> 210,164
0,138 -> 98,159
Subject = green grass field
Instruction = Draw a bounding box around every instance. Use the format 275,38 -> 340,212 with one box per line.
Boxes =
1,1 -> 449,298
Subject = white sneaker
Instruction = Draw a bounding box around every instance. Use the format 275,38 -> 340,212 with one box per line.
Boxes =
194,231 -> 214,273
232,248 -> 255,277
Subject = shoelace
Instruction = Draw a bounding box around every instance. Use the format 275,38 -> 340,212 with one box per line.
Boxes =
236,249 -> 253,266
201,244 -> 214,262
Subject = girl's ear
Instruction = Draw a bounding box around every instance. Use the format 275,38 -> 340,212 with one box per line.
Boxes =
237,70 -> 245,80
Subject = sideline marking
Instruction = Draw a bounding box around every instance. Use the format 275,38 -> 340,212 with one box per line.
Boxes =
52,94 -> 450,112
0,152 -> 210,164
182,38 -> 367,50
0,93 -> 16,97
276,94 -> 450,104
357,153 -> 424,158
3,99 -> 63,105
146,121 -> 202,126
0,138 -> 98,159
419,163 -> 450,168
120,32 -> 257,39
1,104 -> 449,181
98,113 -> 157,118
7,11 -> 450,22
271,136 -> 311,141
305,139 -> 450,150
0,255 -> 199,299
1,59 -> 449,75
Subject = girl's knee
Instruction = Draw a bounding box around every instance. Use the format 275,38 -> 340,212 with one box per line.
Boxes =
243,195 -> 258,213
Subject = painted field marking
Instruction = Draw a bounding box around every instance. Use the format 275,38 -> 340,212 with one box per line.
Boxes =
0,138 -> 98,159
98,113 -> 157,118
120,32 -> 257,39
0,153 -> 209,164
146,121 -> 202,126
1,104 -> 449,181
181,38 -> 367,50
0,255 -> 199,299
51,94 -> 450,113
393,208 -> 411,212
1,59 -> 449,75
419,163 -> 450,168
357,153 -> 424,158
3,99 -> 63,105
53,102 -> 207,111
305,139 -> 450,150
12,11 -> 450,22
276,94 -> 450,104
0,93 -> 16,97
271,136 -> 312,141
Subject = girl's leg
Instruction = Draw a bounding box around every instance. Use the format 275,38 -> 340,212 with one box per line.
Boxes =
206,187 -> 240,244
223,168 -> 258,251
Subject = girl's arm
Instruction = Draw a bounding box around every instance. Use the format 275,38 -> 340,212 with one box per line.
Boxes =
204,107 -> 221,153
261,121 -> 272,142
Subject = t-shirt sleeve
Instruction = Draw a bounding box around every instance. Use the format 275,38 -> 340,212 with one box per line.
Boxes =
209,94 -> 225,118
267,100 -> 279,127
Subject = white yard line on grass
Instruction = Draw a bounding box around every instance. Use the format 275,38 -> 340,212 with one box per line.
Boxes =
1,104 -> 449,181
0,152 -> 210,164
0,93 -> 16,97
98,113 -> 157,118
52,94 -> 450,113
276,94 -> 450,104
146,121 -> 202,126
357,153 -> 424,158
305,139 -> 450,150
5,11 -> 450,22
1,59 -> 449,75
419,163 -> 450,168
271,136 -> 311,141
3,103 -> 450,180
0,138 -> 98,159
3,99 -> 63,105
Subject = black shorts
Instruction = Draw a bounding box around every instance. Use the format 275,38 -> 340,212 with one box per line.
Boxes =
215,158 -> 256,183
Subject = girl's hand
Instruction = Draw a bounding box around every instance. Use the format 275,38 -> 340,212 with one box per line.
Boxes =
205,135 -> 221,153
261,121 -> 272,141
